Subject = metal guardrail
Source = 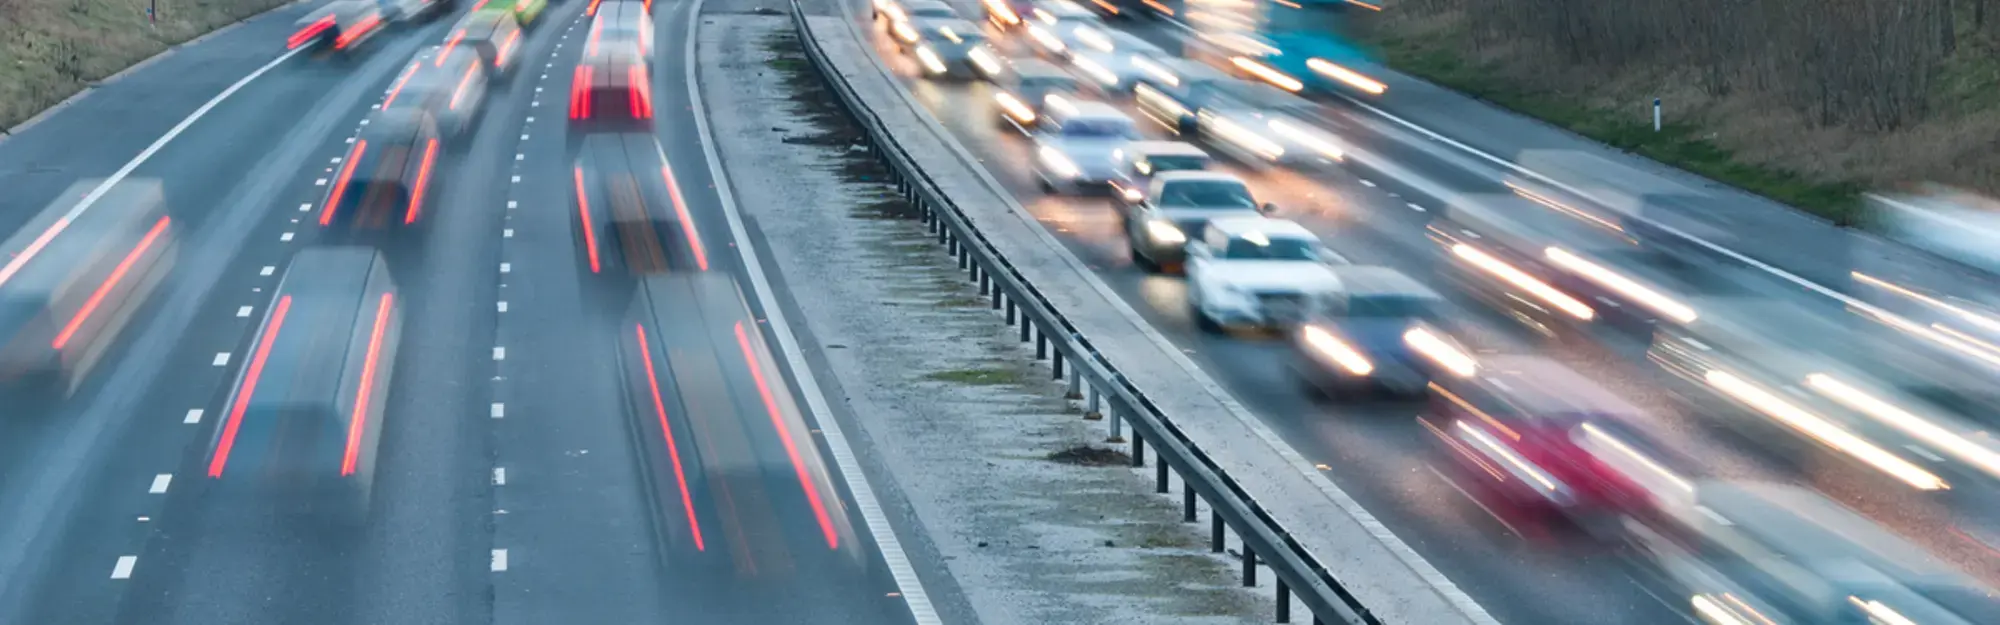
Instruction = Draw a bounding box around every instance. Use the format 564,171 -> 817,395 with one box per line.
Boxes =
786,6 -> 1380,624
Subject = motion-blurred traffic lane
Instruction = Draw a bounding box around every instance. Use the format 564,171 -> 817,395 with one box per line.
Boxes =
867,11 -> 2000,623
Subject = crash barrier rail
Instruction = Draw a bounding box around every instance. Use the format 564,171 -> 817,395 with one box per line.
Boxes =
787,6 -> 1379,625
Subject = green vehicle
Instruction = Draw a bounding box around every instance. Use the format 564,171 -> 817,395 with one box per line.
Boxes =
480,0 -> 545,26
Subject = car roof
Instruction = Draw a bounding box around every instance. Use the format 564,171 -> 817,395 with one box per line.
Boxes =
1050,99 -> 1127,120
1123,140 -> 1207,158
1033,0 -> 1095,18
1327,266 -> 1440,299
1106,31 -> 1165,53
1206,215 -> 1312,239
460,8 -> 517,35
584,46 -> 649,74
362,107 -> 432,142
923,18 -> 982,34
903,0 -> 954,11
596,0 -> 644,19
1153,170 -> 1242,184
1007,58 -> 1072,79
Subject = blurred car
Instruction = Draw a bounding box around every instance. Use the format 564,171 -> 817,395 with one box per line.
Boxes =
378,0 -> 454,23
1108,140 -> 1210,202
571,134 -> 704,276
589,0 -> 654,58
568,47 -> 655,134
1021,0 -> 1106,59
1067,49 -> 1165,97
0,179 -> 176,400
1289,267 -> 1470,397
382,47 -> 489,142
288,0 -> 386,53
1427,198 -> 1613,339
901,19 -> 996,80
1194,86 -> 1344,168
205,247 -> 401,523
1131,60 -> 1244,134
1185,216 -> 1343,332
990,58 -> 1080,132
1419,355 -> 1688,535
1631,481 -> 2000,625
447,8 -> 525,76
1030,96 -> 1141,194
318,108 -> 443,234
1118,170 -> 1273,270
482,0 -> 547,27
875,0 -> 957,23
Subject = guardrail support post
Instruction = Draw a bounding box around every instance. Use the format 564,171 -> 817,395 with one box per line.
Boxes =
1106,402 -> 1122,440
1019,315 -> 1031,342
1006,298 -> 1018,325
1276,581 -> 1291,623
1243,547 -> 1258,587
1035,330 -> 1048,359
1210,510 -> 1224,553
958,244 -> 970,270
1065,368 -> 1080,398
978,268 -> 991,295
1154,457 -> 1168,493
1051,350 -> 1065,380
1130,433 -> 1145,466
1182,482 -> 1195,522
1086,386 -> 1102,418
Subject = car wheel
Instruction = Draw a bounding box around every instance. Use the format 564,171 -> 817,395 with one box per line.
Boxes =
1193,304 -> 1221,334
1128,241 -> 1158,272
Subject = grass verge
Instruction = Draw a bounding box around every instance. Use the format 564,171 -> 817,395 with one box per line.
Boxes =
0,0 -> 289,131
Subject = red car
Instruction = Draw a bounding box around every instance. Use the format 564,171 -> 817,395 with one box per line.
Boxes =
1420,355 -> 1691,538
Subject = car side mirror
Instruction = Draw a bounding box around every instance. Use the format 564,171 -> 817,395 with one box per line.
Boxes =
1259,202 -> 1278,214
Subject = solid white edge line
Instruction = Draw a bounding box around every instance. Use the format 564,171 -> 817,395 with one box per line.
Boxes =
682,5 -> 943,624
0,46 -> 305,286
830,7 -> 1498,624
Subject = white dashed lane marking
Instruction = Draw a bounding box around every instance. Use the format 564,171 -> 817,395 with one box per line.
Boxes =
1359,179 -> 1376,188
1408,202 -> 1427,212
110,556 -> 137,580
211,353 -> 230,366
236,306 -> 253,317
259,266 -> 275,276
491,549 -> 508,572
500,263 -> 511,274
299,203 -> 313,212
315,178 -> 327,186
490,403 -> 505,418
280,232 -> 295,242
498,301 -> 509,312
511,175 -> 521,183
148,474 -> 171,494
507,201 -> 517,209
504,228 -> 514,238
184,409 -> 203,424
492,468 -> 506,485
492,347 -> 506,361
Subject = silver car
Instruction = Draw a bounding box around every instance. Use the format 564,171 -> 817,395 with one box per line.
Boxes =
1031,97 -> 1141,194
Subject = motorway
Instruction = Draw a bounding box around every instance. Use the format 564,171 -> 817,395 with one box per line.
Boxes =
0,1 -> 932,624
862,5 -> 2000,625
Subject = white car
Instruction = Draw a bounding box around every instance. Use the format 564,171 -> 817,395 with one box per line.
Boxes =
1120,170 -> 1271,269
1185,216 -> 1344,331
1031,96 -> 1141,194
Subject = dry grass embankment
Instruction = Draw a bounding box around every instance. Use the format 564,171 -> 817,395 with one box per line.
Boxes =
0,0 -> 291,130
1353,0 -> 2000,226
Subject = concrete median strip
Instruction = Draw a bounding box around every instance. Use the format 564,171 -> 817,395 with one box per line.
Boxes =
788,2 -> 1497,623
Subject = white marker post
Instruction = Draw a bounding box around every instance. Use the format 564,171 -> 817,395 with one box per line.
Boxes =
1653,98 -> 1662,132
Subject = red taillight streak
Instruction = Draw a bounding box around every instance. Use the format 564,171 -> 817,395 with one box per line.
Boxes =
0,217 -> 73,289
644,0 -> 652,12
449,64 -> 479,110
322,141 -> 367,226
629,65 -> 652,119
342,292 -> 393,476
733,322 -> 839,550
438,30 -> 466,66
574,167 -> 602,273
209,295 -> 293,477
335,15 -> 381,49
289,16 -> 335,49
635,324 -> 706,551
382,65 -> 418,108
570,66 -> 593,119
587,0 -> 602,15
495,29 -> 521,68
587,19 -> 603,56
405,139 -> 439,224
51,216 -> 170,350
472,0 -> 489,9
659,164 -> 709,271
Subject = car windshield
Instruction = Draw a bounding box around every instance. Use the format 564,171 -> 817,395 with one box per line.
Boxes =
1146,155 -> 1206,172
1222,236 -> 1317,261
911,6 -> 957,17
1019,76 -> 1075,92
1058,119 -> 1137,138
1158,180 -> 1254,209
1344,296 -> 1437,319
